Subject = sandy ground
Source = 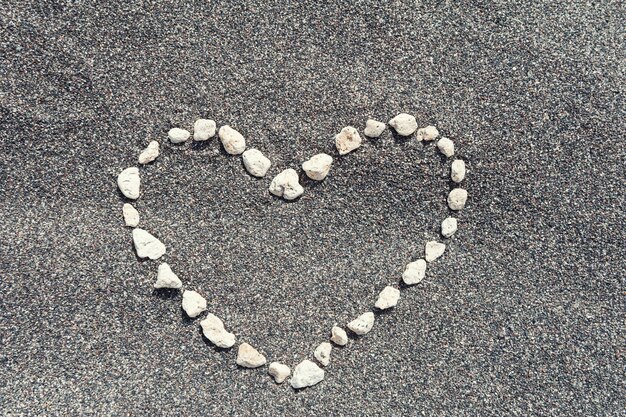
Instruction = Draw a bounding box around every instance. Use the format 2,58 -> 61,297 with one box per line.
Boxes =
1,1 -> 624,415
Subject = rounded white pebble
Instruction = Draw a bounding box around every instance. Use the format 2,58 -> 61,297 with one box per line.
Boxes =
138,141 -> 160,164
268,362 -> 291,384
181,290 -> 207,318
314,342 -> 332,366
335,126 -> 362,155
269,168 -> 304,200
425,241 -> 446,262
347,312 -> 375,335
236,343 -> 266,368
437,137 -> 455,157
218,125 -> 246,155
193,119 -> 216,141
441,217 -> 458,238
122,203 -> 139,227
388,113 -> 417,136
117,167 -> 140,200
242,149 -> 272,177
448,188 -> 468,210
374,286 -> 400,310
451,159 -> 466,183
416,125 -> 439,141
168,128 -> 190,144
200,313 -> 236,348
154,263 -> 182,289
364,119 -> 386,138
302,153 -> 333,181
290,360 -> 325,389
330,325 -> 348,346
402,259 -> 427,285
132,228 -> 165,260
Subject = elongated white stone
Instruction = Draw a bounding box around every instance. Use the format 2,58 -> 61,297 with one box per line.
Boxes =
374,286 -> 400,310
451,159 -> 466,183
193,119 -> 216,141
236,343 -> 266,368
154,263 -> 182,289
347,312 -> 374,335
388,113 -> 417,136
168,128 -> 190,144
330,325 -> 348,346
182,290 -> 207,318
302,153 -> 333,181
364,119 -> 385,137
122,203 -> 139,227
117,167 -> 140,199
441,217 -> 458,238
132,228 -> 165,259
242,149 -> 271,177
402,259 -> 427,285
425,241 -> 446,262
200,313 -> 236,348
268,362 -> 291,384
448,188 -> 468,210
314,342 -> 332,366
437,137 -> 454,157
416,125 -> 439,141
138,141 -> 160,164
335,126 -> 362,155
269,168 -> 304,200
218,125 -> 246,155
290,360 -> 324,389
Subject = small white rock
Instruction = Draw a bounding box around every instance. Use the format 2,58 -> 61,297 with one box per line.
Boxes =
314,342 -> 332,366
218,125 -> 246,155
181,290 -> 207,318
242,149 -> 271,177
138,141 -> 160,164
132,228 -> 166,260
236,343 -> 266,368
347,312 -> 375,336
441,217 -> 458,238
374,286 -> 400,310
448,188 -> 468,210
200,313 -> 236,348
330,325 -> 348,346
388,113 -> 417,136
425,241 -> 446,262
193,119 -> 216,141
154,263 -> 183,289
437,137 -> 455,157
268,362 -> 291,384
302,153 -> 333,181
122,203 -> 139,227
117,167 -> 140,200
290,360 -> 325,389
451,159 -> 466,183
416,125 -> 439,141
269,168 -> 304,200
364,119 -> 386,138
335,126 -> 362,155
402,259 -> 427,285
168,128 -> 190,144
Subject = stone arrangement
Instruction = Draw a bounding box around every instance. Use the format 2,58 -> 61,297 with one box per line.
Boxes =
117,113 -> 469,390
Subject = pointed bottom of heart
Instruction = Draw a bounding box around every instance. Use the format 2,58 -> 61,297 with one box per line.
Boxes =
290,360 -> 325,389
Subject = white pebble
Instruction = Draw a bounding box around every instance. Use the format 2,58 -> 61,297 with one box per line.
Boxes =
402,259 -> 427,285
269,168 -> 304,200
448,188 -> 468,210
441,217 -> 458,238
181,290 -> 207,318
437,137 -> 454,157
154,263 -> 182,289
200,313 -> 236,348
290,360 -> 325,389
218,125 -> 246,155
330,325 -> 348,346
138,141 -> 160,164
268,362 -> 291,384
388,113 -> 417,136
364,119 -> 386,137
132,228 -> 165,260
425,241 -> 446,262
347,312 -> 375,335
168,128 -> 190,144
193,119 -> 216,141
302,153 -> 333,181
122,203 -> 139,227
416,125 -> 439,141
335,126 -> 362,155
374,286 -> 400,310
242,149 -> 271,177
236,343 -> 266,368
314,342 -> 332,366
451,159 -> 466,183
117,167 -> 140,200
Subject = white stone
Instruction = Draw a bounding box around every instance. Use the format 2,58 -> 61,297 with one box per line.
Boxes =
218,125 -> 246,155
437,137 -> 455,157
314,342 -> 332,366
402,259 -> 427,285
268,362 -> 291,384
154,263 -> 182,289
448,188 -> 468,210
193,119 -> 216,141
236,343 -> 266,368
242,149 -> 271,177
441,217 -> 458,238
364,119 -> 386,137
451,159 -> 466,183
132,228 -> 166,260
302,153 -> 333,181
122,203 -> 139,227
200,313 -> 235,348
374,286 -> 400,310
388,113 -> 417,136
335,126 -> 362,155
117,167 -> 140,200
269,168 -> 304,200
168,128 -> 190,144
138,141 -> 160,164
182,290 -> 207,318
330,325 -> 348,346
425,241 -> 446,262
347,312 -> 375,335
416,125 -> 439,141
290,360 -> 325,389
